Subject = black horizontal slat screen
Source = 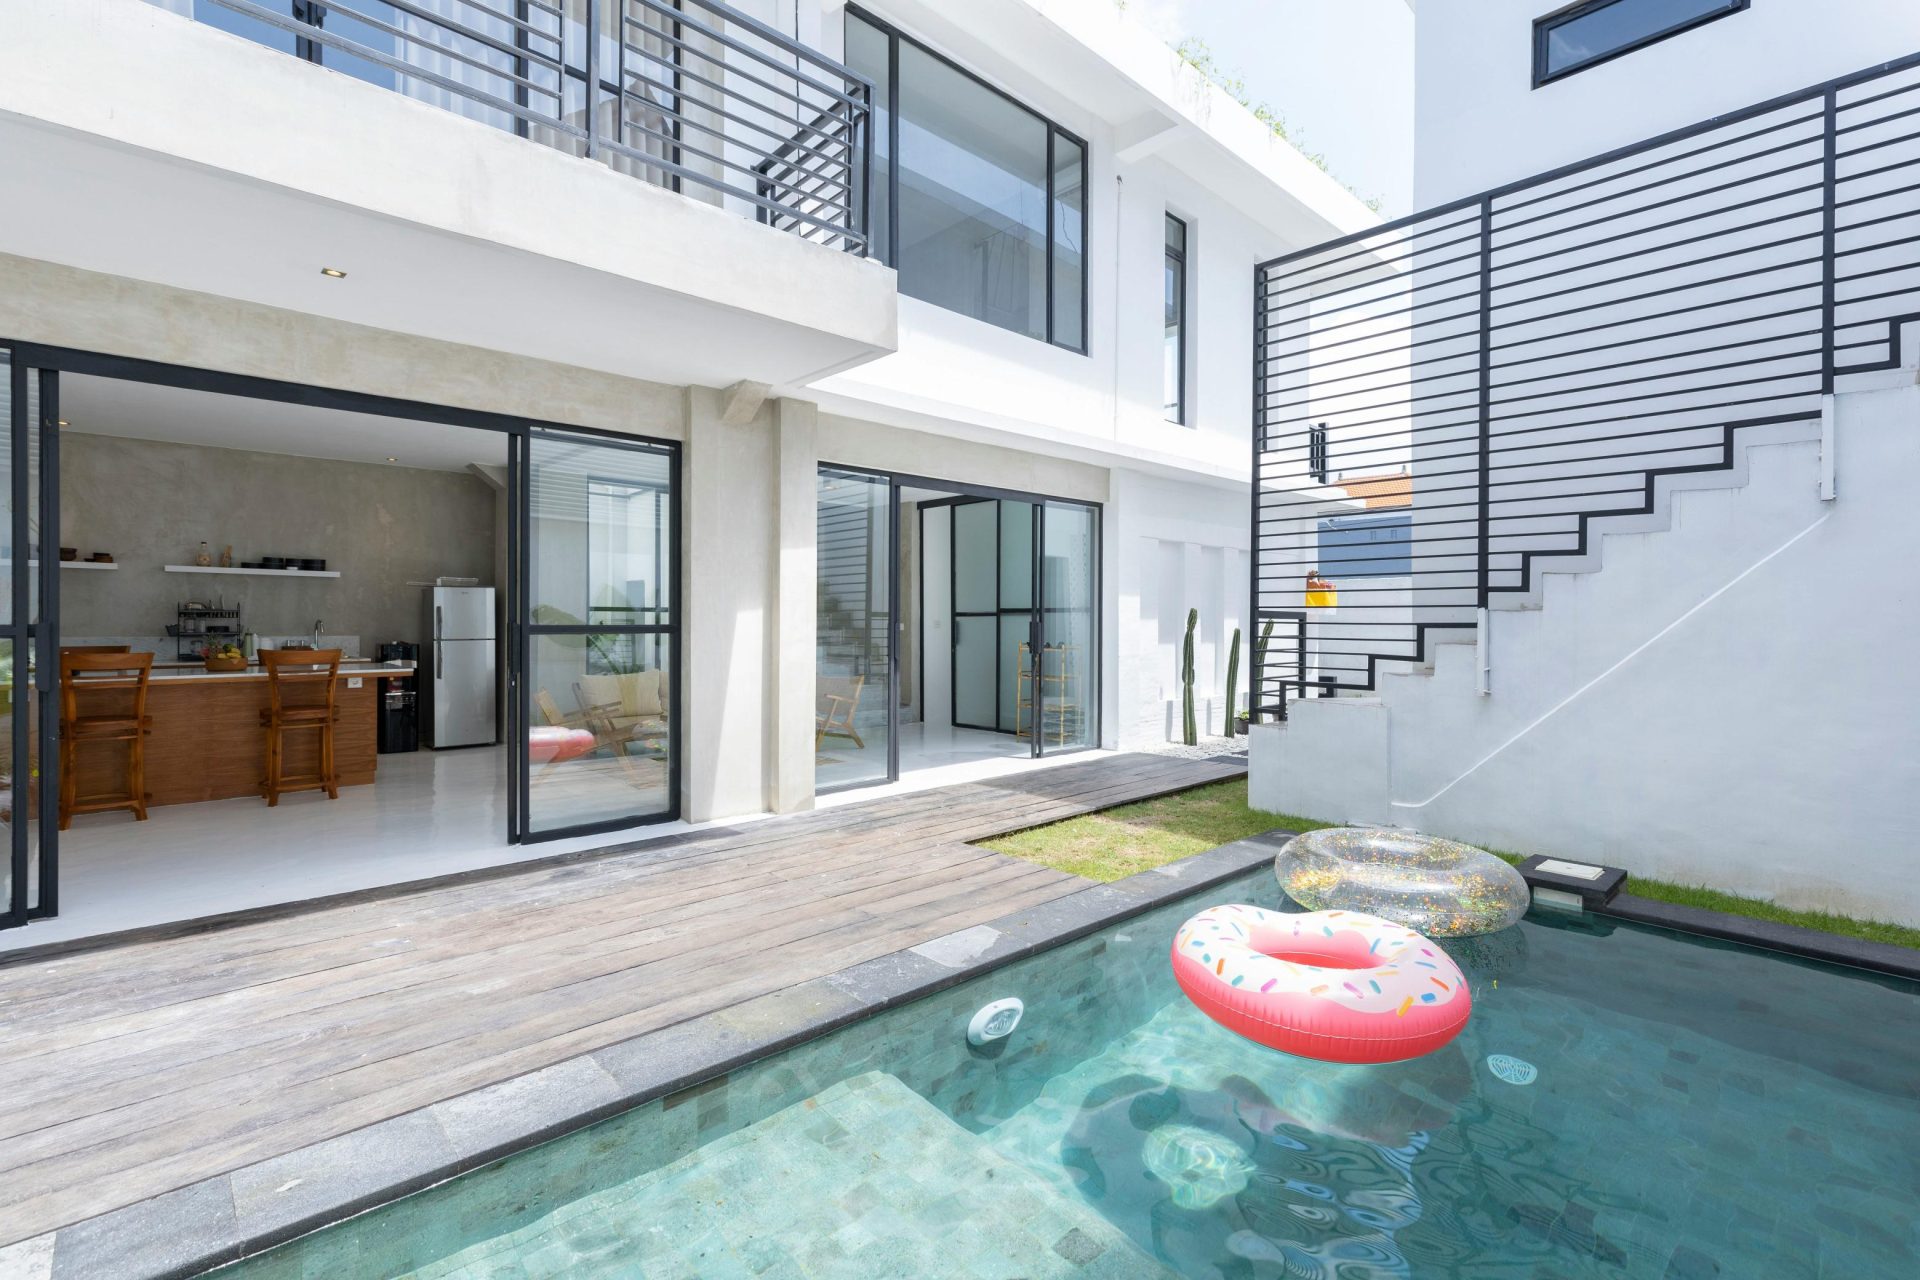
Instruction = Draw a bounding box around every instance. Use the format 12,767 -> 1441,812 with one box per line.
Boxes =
1252,55 -> 1920,720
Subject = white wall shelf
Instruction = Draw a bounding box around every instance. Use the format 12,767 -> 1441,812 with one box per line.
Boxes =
26,560 -> 119,570
163,564 -> 340,579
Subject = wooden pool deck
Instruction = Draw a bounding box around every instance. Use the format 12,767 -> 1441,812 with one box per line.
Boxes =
0,753 -> 1241,1251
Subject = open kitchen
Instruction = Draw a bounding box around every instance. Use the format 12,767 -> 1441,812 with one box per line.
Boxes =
31,371 -> 511,935
2,354 -> 679,949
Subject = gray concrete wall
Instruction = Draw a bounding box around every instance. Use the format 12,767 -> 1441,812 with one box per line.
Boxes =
60,433 -> 495,652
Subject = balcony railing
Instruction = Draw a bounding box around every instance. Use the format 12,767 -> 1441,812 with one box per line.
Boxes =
174,0 -> 872,253
1251,53 -> 1920,720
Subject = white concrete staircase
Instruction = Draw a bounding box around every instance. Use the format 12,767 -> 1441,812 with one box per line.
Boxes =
1251,380 -> 1920,923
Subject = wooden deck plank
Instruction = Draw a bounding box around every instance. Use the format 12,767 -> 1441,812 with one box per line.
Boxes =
0,755 -> 1211,1010
0,754 -> 1240,1247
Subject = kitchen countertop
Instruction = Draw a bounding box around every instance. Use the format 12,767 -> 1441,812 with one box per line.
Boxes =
83,661 -> 417,684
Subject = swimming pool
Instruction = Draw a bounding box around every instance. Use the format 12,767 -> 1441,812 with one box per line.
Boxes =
214,866 -> 1919,1278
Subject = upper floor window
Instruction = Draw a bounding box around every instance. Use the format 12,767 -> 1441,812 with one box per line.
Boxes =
1533,0 -> 1748,88
1163,214 -> 1188,423
845,7 -> 1088,352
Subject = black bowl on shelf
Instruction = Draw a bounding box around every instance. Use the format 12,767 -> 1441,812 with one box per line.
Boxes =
261,557 -> 287,569
299,559 -> 326,572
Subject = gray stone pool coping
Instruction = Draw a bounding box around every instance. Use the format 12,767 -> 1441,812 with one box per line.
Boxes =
8,831 -> 1916,1280
1598,892 -> 1920,981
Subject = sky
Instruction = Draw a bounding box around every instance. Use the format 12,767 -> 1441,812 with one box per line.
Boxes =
1124,0 -> 1416,217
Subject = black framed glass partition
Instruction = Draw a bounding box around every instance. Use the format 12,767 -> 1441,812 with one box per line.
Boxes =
817,464 -> 1099,796
521,427 -> 680,839
815,467 -> 893,792
0,340 -> 685,932
1036,500 -> 1096,753
843,5 -> 1089,352
1,348 -> 60,929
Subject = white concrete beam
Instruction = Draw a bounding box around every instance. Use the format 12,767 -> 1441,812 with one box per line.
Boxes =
1113,110 -> 1186,164
721,380 -> 773,428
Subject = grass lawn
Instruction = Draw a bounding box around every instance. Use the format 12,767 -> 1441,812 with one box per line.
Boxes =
983,777 -> 1920,952
1619,877 -> 1920,950
979,778 -> 1328,882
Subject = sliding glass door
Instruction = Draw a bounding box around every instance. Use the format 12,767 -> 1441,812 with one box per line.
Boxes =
815,468 -> 893,792
518,427 -> 679,840
1034,499 -> 1097,754
814,467 -> 1099,797
1,350 -> 60,929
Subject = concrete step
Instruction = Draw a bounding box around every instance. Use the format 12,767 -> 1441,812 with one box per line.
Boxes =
417,1071 -> 1172,1279
1486,419 -> 1823,612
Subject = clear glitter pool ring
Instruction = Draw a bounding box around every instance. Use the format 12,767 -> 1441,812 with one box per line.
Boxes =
1171,904 -> 1471,1064
1274,827 -> 1530,937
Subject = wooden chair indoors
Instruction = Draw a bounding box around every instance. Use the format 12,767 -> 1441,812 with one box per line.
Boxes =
60,644 -> 132,658
259,649 -> 343,806
58,650 -> 153,830
815,674 -> 867,751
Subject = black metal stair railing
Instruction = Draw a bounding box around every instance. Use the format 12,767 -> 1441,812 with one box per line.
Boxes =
189,0 -> 872,253
1250,53 -> 1920,722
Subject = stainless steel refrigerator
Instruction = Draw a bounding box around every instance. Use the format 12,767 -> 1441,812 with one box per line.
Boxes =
421,586 -> 496,748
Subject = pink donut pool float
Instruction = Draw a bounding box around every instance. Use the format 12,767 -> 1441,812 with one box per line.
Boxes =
1171,904 -> 1471,1064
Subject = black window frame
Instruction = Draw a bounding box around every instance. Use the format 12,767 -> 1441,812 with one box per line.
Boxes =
1164,212 -> 1188,424
1532,0 -> 1749,89
845,4 -> 1090,355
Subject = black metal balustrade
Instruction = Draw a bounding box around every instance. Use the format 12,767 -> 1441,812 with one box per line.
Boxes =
191,0 -> 872,253
1251,53 -> 1920,721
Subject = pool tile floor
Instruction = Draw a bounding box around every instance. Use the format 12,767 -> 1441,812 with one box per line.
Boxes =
408,1072 -> 1173,1280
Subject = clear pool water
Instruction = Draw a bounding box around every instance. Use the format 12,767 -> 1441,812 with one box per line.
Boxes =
220,869 -> 1919,1279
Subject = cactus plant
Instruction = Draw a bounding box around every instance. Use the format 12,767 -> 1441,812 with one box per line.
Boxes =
1223,627 -> 1241,737
1249,619 -> 1275,725
1181,608 -> 1199,745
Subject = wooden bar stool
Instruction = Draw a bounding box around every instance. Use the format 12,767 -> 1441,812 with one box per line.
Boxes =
59,650 -> 153,830
259,649 -> 344,806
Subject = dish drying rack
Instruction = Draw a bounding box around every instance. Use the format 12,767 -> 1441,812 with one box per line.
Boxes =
170,601 -> 243,660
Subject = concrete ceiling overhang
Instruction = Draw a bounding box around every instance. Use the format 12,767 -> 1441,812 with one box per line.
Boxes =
0,0 -> 899,392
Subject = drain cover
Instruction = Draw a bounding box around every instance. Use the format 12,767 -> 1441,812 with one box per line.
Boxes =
1487,1054 -> 1538,1085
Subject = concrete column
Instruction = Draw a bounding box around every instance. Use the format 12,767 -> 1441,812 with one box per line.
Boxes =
681,386 -> 776,822
769,397 -> 818,814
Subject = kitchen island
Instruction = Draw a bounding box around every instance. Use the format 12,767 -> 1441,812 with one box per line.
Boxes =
68,660 -> 415,809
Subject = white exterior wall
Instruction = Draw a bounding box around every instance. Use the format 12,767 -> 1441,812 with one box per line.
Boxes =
4,0 -> 1373,842
1109,470 -> 1249,749
1414,0 -> 1920,205
1246,6 -> 1920,923
1255,377 -> 1920,926
795,0 -> 1373,751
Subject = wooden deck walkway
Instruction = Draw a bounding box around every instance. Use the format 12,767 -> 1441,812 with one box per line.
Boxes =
0,753 -> 1241,1248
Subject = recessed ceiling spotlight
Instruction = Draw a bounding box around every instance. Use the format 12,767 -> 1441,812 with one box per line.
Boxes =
386,456 -> 398,463
320,266 -> 348,279
56,419 -> 69,427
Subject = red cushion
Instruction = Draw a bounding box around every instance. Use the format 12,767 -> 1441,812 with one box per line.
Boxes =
529,726 -> 597,764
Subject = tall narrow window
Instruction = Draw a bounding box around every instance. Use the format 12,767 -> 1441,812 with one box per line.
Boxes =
1164,214 -> 1188,424
844,7 -> 1089,352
